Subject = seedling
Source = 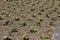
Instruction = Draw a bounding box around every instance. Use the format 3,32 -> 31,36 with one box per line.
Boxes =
14,17 -> 20,21
44,36 -> 50,40
1,12 -> 5,15
51,18 -> 57,22
49,18 -> 56,26
5,14 -> 10,17
57,0 -> 60,1
22,34 -> 29,40
9,28 -> 17,33
40,9 -> 44,12
32,14 -> 36,17
40,33 -> 50,40
0,16 -> 3,20
49,22 -> 54,26
35,21 -> 41,26
40,19 -> 43,22
4,21 -> 9,25
46,14 -> 50,18
30,9 -> 35,11
29,27 -> 37,33
38,12 -> 42,15
27,18 -> 32,21
4,0 -> 13,2
19,23 -> 26,27
57,11 -> 60,14
3,36 -> 11,40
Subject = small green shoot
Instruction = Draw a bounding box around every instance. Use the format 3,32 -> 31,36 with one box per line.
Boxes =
0,16 -> 3,20
22,34 -> 29,40
19,23 -> 26,27
14,17 -> 20,21
9,28 -> 17,33
3,21 -> 9,25
29,27 -> 37,33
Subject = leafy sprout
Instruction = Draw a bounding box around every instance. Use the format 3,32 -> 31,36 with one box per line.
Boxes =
40,33 -> 50,40
9,28 -> 17,34
35,21 -> 41,27
14,17 -> 20,21
3,21 -> 9,25
57,11 -> 60,14
46,14 -> 50,18
29,27 -> 37,33
22,34 -> 29,40
19,23 -> 26,27
0,16 -> 3,20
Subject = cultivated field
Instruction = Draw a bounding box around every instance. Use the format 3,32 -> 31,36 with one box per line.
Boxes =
0,0 -> 60,40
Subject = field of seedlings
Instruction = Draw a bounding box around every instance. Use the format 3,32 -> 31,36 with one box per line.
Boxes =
0,0 -> 60,40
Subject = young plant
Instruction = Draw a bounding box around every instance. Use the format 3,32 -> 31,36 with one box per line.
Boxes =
3,21 -> 9,25
27,18 -> 32,21
40,19 -> 43,22
9,28 -> 17,34
38,12 -> 42,15
0,16 -> 3,20
31,9 -> 35,11
49,18 -> 56,26
14,17 -> 20,21
46,14 -> 50,18
5,14 -> 10,17
49,22 -> 54,26
3,36 -> 11,40
4,0 -> 13,2
40,33 -> 50,40
29,27 -> 37,33
19,23 -> 26,27
22,34 -> 29,40
57,11 -> 60,14
35,21 -> 41,27
40,9 -> 44,12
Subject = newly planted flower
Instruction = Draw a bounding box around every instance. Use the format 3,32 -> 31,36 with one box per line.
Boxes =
29,27 -> 37,33
40,33 -> 50,40
19,23 -> 26,27
57,11 -> 60,14
3,21 -> 9,25
3,36 -> 12,40
9,27 -> 17,33
35,21 -> 41,27
46,14 -> 50,18
14,17 -> 20,21
22,34 -> 29,40
5,14 -> 10,17
0,16 -> 3,20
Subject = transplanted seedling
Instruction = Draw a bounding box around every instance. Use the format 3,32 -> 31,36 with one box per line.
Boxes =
5,14 -> 10,17
40,33 -> 50,40
9,27 -> 17,35
49,18 -> 57,26
4,0 -> 13,2
35,21 -> 41,27
14,17 -> 20,21
19,23 -> 26,27
29,27 -> 37,33
46,14 -> 50,18
57,11 -> 60,14
27,18 -> 32,21
3,36 -> 12,40
3,21 -> 9,25
22,34 -> 29,40
0,16 -> 3,20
